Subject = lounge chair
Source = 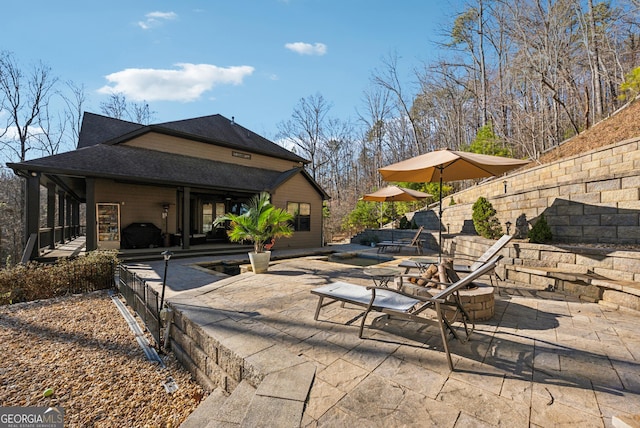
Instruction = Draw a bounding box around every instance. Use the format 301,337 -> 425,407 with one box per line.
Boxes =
376,226 -> 425,255
311,256 -> 502,370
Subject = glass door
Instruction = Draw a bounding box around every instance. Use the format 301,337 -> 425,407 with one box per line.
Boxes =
97,203 -> 120,249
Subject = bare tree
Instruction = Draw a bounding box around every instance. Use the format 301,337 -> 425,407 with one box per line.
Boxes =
0,51 -> 58,162
277,93 -> 332,181
61,81 -> 87,144
371,52 -> 423,153
357,85 -> 393,189
100,92 -> 155,124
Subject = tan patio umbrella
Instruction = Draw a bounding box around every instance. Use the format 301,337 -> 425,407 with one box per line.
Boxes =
379,148 -> 529,258
361,185 -> 432,202
362,185 -> 432,239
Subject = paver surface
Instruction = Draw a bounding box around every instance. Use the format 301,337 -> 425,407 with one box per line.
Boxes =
127,246 -> 640,427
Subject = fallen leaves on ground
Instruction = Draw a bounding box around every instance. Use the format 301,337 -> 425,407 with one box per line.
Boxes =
0,290 -> 207,427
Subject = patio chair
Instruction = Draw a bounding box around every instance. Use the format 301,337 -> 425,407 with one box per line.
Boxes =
311,256 -> 502,370
376,226 -> 425,255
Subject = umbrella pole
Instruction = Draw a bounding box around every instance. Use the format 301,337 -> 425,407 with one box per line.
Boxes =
391,201 -> 395,241
438,172 -> 443,262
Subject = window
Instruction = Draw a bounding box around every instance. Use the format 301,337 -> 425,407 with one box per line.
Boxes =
202,203 -> 213,232
287,202 -> 311,231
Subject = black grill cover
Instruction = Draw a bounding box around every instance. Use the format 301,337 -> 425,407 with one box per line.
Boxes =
121,222 -> 163,249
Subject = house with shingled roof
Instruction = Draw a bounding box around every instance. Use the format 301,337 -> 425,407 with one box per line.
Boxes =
8,112 -> 329,260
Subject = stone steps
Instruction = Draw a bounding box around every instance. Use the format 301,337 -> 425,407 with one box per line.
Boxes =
505,264 -> 640,311
179,365 -> 315,427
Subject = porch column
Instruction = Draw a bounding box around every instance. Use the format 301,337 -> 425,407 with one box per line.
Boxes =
58,190 -> 66,244
47,183 -> 56,250
71,200 -> 79,237
25,173 -> 41,260
65,195 -> 72,240
86,178 -> 97,251
182,186 -> 190,249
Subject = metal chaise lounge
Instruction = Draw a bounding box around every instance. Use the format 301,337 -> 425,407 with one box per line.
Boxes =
311,256 -> 502,370
375,225 -> 425,255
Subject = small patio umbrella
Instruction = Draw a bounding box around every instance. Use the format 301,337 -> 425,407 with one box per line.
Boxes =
379,148 -> 529,258
362,185 -> 431,240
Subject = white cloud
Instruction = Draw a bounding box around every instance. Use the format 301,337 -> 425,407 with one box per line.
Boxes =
97,63 -> 255,102
138,11 -> 177,30
285,42 -> 327,56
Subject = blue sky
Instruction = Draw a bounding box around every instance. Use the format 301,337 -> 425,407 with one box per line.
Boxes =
3,0 -> 454,142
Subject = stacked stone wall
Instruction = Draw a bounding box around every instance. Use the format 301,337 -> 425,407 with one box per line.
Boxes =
438,137 -> 640,245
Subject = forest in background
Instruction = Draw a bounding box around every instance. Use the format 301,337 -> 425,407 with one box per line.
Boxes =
1,0 -> 639,263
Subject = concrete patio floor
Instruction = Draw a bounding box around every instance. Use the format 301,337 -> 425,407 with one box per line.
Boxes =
125,245 -> 640,427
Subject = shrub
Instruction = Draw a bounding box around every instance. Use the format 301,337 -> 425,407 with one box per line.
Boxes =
0,250 -> 118,305
472,197 -> 503,239
528,214 -> 553,243
359,234 -> 380,246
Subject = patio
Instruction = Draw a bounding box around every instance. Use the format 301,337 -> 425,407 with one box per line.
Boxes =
125,246 -> 640,427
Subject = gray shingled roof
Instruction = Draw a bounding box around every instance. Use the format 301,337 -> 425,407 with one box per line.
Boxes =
77,112 -> 308,164
9,144 -> 303,194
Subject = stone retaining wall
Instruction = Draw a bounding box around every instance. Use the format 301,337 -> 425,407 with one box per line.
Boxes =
168,309 -> 245,394
437,137 -> 640,245
443,234 -> 640,310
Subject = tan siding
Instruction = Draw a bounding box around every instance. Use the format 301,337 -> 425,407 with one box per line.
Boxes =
124,132 -> 301,171
272,174 -> 324,249
94,180 -> 177,249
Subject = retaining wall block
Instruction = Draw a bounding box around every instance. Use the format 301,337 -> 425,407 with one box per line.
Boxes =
540,251 -> 576,265
506,270 -> 531,285
205,359 -> 228,392
173,310 -> 186,332
592,148 -> 614,161
621,175 -> 640,189
171,324 -> 193,355
586,178 -> 620,193
201,334 -> 220,364
570,192 -> 600,205
614,140 -> 639,154
218,346 -> 244,383
569,214 -> 600,226
589,166 -> 611,178
193,363 -> 217,393
610,160 -> 637,175
556,262 -> 590,274
580,159 -> 601,172
600,154 -> 623,166
583,226 -> 618,238
554,226 -> 584,238
593,267 -> 635,282
189,342 -> 208,373
602,289 -> 640,312
617,226 -> 640,239
601,189 -> 635,203
601,213 -> 638,226
530,274 -> 554,288
514,248 -> 542,261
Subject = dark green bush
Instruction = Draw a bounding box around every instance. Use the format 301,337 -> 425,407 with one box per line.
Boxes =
359,233 -> 380,246
0,250 -> 118,305
398,216 -> 417,229
528,214 -> 553,243
472,197 -> 503,239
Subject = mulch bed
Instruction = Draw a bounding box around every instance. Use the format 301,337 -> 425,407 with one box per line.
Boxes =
0,290 -> 208,427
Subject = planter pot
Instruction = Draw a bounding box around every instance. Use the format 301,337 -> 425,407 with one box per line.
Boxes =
248,251 -> 271,274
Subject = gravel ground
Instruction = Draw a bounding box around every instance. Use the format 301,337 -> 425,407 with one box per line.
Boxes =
0,290 -> 208,427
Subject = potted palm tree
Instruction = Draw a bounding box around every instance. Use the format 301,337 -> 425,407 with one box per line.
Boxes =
214,192 -> 294,273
